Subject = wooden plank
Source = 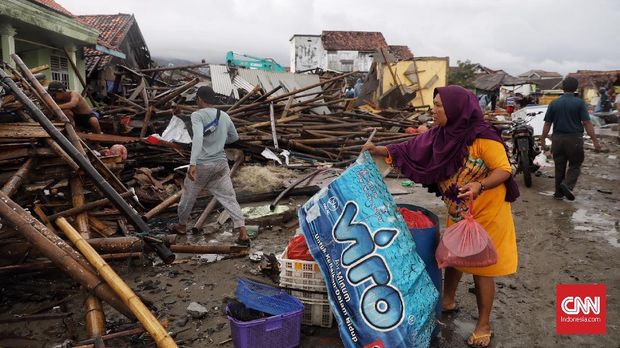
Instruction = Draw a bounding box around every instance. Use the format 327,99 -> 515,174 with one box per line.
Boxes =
77,133 -> 140,144
0,124 -> 64,138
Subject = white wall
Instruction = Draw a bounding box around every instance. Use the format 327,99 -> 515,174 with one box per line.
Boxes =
290,35 -> 323,72
290,36 -> 375,72
326,50 -> 373,72
357,52 -> 374,72
501,84 -> 534,96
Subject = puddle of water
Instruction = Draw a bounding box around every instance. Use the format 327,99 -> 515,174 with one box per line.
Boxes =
436,317 -> 475,345
571,209 -> 619,247
242,204 -> 290,219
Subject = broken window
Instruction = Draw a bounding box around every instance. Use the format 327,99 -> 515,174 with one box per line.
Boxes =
50,55 -> 69,88
340,60 -> 354,72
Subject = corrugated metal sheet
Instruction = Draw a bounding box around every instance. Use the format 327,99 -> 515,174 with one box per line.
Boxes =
232,75 -> 255,93
209,64 -> 239,99
206,66 -> 330,113
237,69 -> 330,114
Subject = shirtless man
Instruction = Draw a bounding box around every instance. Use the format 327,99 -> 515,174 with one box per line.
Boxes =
48,81 -> 102,133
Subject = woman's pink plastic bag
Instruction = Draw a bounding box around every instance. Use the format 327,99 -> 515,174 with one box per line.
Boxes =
435,194 -> 498,268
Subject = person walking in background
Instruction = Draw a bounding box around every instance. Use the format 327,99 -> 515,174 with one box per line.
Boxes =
353,78 -> 363,97
490,90 -> 498,112
595,87 -> 612,113
478,94 -> 489,112
540,77 -> 602,201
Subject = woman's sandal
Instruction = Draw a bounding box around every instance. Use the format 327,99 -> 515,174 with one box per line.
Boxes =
466,331 -> 494,348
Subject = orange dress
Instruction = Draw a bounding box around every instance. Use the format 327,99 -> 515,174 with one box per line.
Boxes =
439,138 -> 518,276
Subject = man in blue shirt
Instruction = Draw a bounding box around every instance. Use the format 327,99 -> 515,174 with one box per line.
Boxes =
172,86 -> 249,246
540,77 -> 601,200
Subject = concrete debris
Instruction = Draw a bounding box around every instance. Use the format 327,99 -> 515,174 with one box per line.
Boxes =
187,302 -> 209,319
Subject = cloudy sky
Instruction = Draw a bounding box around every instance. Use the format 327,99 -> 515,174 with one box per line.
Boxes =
59,0 -> 619,75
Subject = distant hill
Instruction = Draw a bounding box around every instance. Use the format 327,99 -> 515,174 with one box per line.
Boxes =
152,56 -> 198,67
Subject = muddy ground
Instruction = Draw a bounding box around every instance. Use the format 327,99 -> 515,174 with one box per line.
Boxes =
1,136 -> 618,348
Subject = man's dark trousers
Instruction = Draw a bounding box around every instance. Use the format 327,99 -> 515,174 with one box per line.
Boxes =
551,134 -> 584,195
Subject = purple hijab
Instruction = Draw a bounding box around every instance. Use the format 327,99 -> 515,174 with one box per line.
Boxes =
386,85 -> 519,202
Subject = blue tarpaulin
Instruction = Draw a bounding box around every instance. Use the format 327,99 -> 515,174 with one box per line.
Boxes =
299,152 -> 439,348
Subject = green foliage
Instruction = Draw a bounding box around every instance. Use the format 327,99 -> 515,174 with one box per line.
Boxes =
448,60 -> 478,89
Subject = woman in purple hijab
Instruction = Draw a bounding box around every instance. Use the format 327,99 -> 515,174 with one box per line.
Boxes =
363,85 -> 519,348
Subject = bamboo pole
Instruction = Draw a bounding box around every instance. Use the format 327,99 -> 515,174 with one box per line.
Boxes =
142,190 -> 182,221
1,158 -> 33,197
73,320 -> 169,347
227,85 -> 261,112
11,54 -> 85,154
171,244 -> 248,254
0,192 -> 133,319
87,236 -> 176,254
14,111 -> 79,171
12,53 -> 91,237
280,95 -> 295,119
48,191 -> 135,220
269,102 -> 279,149
0,253 -> 143,273
86,237 -> 244,254
139,106 -> 154,138
56,217 -> 177,348
269,168 -> 324,211
88,216 -> 116,238
70,177 -> 90,238
2,194 -> 96,274
1,64 -> 173,263
111,93 -> 146,112
237,114 -> 299,132
84,294 -> 106,340
154,78 -> 198,107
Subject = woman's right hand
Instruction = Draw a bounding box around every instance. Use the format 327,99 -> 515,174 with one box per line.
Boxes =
362,142 -> 377,153
362,142 -> 389,157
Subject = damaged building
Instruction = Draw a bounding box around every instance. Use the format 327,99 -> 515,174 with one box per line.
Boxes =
0,0 -> 99,92
76,13 -> 152,99
289,30 -> 413,73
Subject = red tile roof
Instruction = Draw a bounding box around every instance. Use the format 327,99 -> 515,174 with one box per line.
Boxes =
566,70 -> 620,89
29,0 -> 73,17
321,31 -> 388,51
76,14 -> 136,73
77,14 -> 134,48
82,47 -> 113,75
388,45 -> 414,61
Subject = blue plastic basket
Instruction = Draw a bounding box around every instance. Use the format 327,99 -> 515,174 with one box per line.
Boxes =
227,302 -> 303,348
236,278 -> 303,316
397,204 -> 442,319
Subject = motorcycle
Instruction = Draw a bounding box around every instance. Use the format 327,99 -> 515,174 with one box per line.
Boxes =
507,113 -> 541,187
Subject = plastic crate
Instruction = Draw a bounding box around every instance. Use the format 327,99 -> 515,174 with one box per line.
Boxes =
279,274 -> 327,292
283,288 -> 334,328
278,248 -> 326,292
236,278 -> 303,316
299,299 -> 334,328
227,303 -> 303,348
284,288 -> 329,302
279,248 -> 325,283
